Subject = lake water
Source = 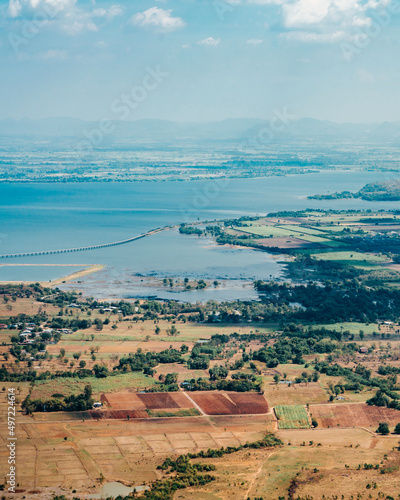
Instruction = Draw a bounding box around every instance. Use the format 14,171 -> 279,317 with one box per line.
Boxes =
88,481 -> 148,499
0,170 -> 398,301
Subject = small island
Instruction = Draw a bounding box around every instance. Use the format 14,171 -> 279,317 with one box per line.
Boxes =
308,180 -> 400,201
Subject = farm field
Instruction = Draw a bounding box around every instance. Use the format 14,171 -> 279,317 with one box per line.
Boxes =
30,372 -> 157,400
274,405 -> 310,429
234,224 -> 340,247
0,296 -> 60,318
0,409 -> 275,498
315,321 -> 379,336
101,391 -> 194,410
276,224 -> 334,237
188,391 -> 269,415
312,250 -> 390,263
137,391 -> 191,410
310,402 -> 400,429
243,428 -> 400,500
234,225 -> 292,238
262,381 -> 329,406
172,428 -> 400,500
257,236 -> 313,249
2,410 -> 400,500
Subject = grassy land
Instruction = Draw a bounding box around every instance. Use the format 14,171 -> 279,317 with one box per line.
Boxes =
312,251 -> 390,263
315,321 -> 379,336
234,225 -> 292,238
234,223 -> 344,247
147,408 -> 200,418
31,371 -> 156,399
277,224 -> 333,237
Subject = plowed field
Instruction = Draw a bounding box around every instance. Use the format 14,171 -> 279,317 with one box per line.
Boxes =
310,403 -> 400,428
101,391 -> 193,411
91,409 -> 149,419
137,392 -> 192,409
189,392 -> 269,415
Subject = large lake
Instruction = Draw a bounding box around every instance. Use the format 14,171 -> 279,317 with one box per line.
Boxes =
0,170 -> 398,301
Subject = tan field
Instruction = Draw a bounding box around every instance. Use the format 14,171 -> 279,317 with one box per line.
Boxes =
0,297 -> 59,318
0,410 -> 276,499
263,381 -> 329,406
311,402 -> 400,429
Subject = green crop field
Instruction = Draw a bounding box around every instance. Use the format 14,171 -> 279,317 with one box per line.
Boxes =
292,234 -> 343,247
276,225 -> 327,237
274,405 -> 310,429
311,251 -> 390,263
315,225 -> 351,233
235,223 -> 344,247
234,225 -> 292,238
147,408 -> 200,418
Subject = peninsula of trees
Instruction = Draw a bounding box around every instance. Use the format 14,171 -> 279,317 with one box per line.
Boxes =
308,180 -> 400,201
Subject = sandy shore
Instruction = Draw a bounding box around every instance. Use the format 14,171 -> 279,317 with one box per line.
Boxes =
0,263 -> 105,286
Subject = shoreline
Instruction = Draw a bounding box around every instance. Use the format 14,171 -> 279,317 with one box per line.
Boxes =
0,263 -> 105,287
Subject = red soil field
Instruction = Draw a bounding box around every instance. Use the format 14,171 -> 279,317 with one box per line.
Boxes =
101,393 -> 147,410
100,391 -> 268,416
310,403 -> 400,428
101,391 -> 193,411
137,392 -> 192,410
190,392 -> 269,415
229,393 -> 269,414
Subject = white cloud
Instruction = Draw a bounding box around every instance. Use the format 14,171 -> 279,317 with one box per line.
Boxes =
37,48 -> 68,59
283,0 -> 331,27
197,37 -> 221,47
8,0 -> 76,17
247,0 -> 286,4
62,18 -> 98,35
8,0 -> 22,17
283,30 -> 348,42
6,0 -> 122,34
282,0 -> 392,29
92,5 -> 123,19
131,7 -> 185,32
256,0 -> 396,43
246,38 -> 264,45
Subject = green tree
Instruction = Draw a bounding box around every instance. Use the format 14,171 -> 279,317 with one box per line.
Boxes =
167,325 -> 179,336
164,373 -> 178,385
84,385 -> 92,400
94,318 -> 103,331
394,423 -> 400,435
93,364 -> 109,378
376,422 -> 390,435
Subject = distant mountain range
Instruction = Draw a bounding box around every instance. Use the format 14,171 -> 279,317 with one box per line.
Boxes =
0,116 -> 400,143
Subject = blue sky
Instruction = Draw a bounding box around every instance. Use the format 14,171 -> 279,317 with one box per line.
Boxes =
1,0 -> 400,122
